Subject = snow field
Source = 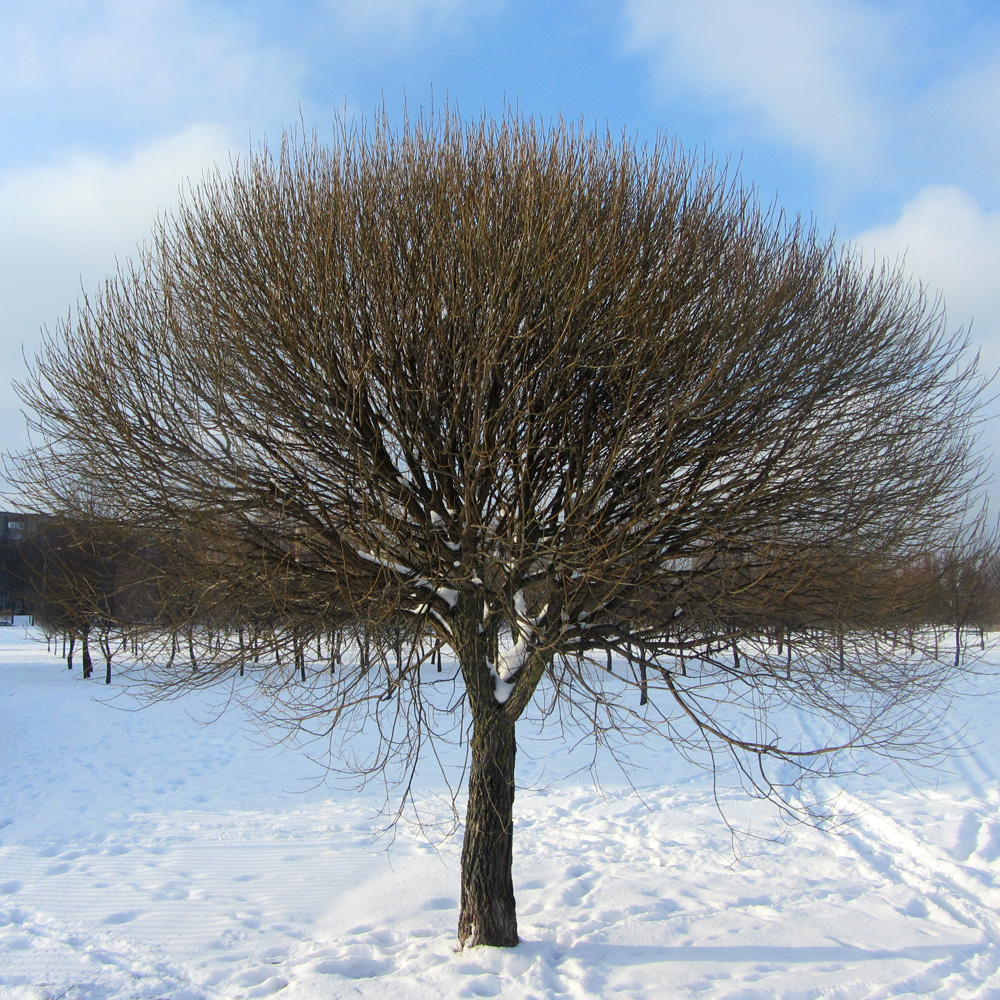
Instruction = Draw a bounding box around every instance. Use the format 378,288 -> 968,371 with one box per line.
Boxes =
3,621 -> 1000,999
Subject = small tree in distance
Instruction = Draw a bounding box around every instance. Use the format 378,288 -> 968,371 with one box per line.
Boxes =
7,109 -> 992,948
21,518 -> 128,680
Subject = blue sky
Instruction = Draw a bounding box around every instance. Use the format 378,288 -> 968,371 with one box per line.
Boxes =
2,0 -> 1000,490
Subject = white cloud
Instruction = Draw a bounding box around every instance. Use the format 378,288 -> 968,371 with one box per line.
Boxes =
622,0 -> 887,172
0,0 -> 301,135
851,186 -> 1000,366
0,0 -> 304,472
0,125 -> 235,459
0,124 -> 233,249
851,186 -> 1000,501
622,0 -> 1000,207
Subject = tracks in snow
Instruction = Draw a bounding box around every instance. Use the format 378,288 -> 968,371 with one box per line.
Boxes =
824,785 -> 1000,999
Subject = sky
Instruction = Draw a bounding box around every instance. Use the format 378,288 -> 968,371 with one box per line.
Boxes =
1,0 -> 999,499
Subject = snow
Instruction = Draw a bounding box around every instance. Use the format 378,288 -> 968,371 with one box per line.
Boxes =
494,637 -> 530,683
434,587 -> 458,609
489,591 -> 546,701
352,549 -> 414,577
4,620 -> 1000,998
488,648 -> 518,703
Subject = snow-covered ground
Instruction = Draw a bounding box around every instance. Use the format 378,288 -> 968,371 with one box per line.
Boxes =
3,620 -> 1000,1000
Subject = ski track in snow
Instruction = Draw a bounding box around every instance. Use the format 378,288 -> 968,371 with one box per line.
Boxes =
3,623 -> 1000,999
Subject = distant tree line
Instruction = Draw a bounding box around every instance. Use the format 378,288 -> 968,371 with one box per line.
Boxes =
3,513 -> 998,682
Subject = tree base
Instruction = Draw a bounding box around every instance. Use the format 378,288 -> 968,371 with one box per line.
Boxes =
458,711 -> 518,948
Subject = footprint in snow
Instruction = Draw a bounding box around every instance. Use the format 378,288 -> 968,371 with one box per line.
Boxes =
257,945 -> 289,964
951,809 -> 981,862
559,863 -> 595,904
233,966 -> 283,987
978,821 -> 1000,863
313,957 -> 393,978
244,976 -> 289,997
463,976 -> 501,997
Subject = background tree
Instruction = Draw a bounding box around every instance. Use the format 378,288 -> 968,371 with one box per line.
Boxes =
6,110 -> 990,948
922,528 -> 1000,662
0,531 -> 30,619
22,517 -> 134,682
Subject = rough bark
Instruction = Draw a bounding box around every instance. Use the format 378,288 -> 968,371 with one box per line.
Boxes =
453,599 -> 553,948
100,633 -> 113,685
81,630 -> 93,679
458,708 -> 518,947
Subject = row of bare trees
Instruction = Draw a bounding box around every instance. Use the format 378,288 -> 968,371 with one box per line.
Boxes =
11,516 -> 1000,669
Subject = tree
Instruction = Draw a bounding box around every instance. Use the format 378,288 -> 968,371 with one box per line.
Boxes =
0,532 -> 30,617
6,110 -> 990,948
21,518 -> 135,682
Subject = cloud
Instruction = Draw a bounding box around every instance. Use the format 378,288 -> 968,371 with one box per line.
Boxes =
622,0 -> 1000,209
0,0 -> 302,142
622,0 -> 886,172
0,125 -> 234,460
851,186 -> 1000,499
850,186 -> 1000,366
0,124 -> 233,249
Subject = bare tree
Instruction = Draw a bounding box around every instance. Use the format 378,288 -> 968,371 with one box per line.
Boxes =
6,109 -> 991,947
21,517 -> 135,682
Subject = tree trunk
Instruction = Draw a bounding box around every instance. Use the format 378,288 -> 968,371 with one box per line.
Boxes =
452,598 -> 552,949
100,633 -> 113,685
458,708 -> 518,948
81,630 -> 93,679
295,640 -> 305,681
